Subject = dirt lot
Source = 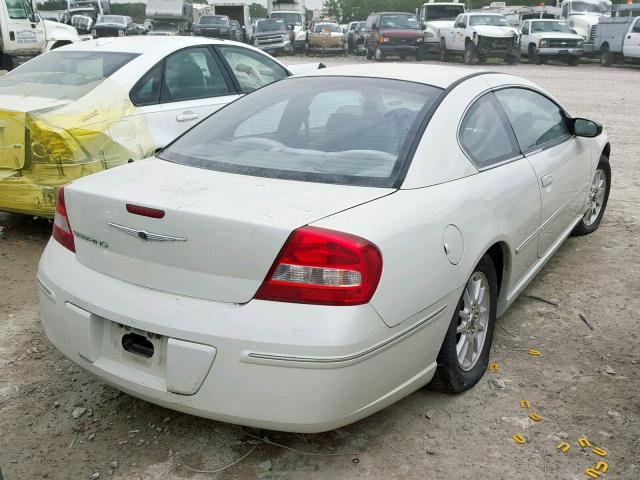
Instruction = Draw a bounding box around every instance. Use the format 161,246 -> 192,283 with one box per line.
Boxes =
1,57 -> 639,480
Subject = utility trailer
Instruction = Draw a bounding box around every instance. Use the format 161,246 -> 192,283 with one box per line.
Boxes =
593,3 -> 640,65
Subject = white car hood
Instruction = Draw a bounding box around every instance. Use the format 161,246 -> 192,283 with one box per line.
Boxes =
425,20 -> 455,30
473,25 -> 518,37
44,19 -> 77,35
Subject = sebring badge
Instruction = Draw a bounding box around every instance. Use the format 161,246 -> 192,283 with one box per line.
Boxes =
108,223 -> 187,242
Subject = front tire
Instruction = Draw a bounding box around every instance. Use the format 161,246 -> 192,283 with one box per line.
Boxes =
439,39 -> 449,62
464,41 -> 477,65
365,44 -> 373,60
431,255 -> 498,393
572,157 -> 611,236
528,45 -> 541,65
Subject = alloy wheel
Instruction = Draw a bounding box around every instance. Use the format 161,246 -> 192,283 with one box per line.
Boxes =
583,168 -> 607,226
456,272 -> 490,372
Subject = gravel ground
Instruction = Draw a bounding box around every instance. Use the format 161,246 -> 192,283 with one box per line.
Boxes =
1,56 -> 639,480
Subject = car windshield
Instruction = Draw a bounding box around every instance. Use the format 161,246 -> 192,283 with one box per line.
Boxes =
257,19 -> 285,32
314,23 -> 341,33
380,14 -> 419,29
426,6 -> 466,21
469,15 -> 509,26
531,20 -> 573,33
199,16 -> 229,26
160,77 -> 443,188
271,12 -> 302,26
0,51 -> 137,100
96,15 -> 126,25
571,1 -> 611,13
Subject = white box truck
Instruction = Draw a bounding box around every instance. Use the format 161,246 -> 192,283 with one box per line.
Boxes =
210,1 -> 251,41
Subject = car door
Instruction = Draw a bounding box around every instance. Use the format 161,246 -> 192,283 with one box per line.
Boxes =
457,90 -> 541,292
4,0 -> 45,54
216,45 -> 289,94
453,15 -> 467,50
623,17 -> 640,58
495,88 -> 591,257
160,46 -> 240,140
520,21 -> 530,54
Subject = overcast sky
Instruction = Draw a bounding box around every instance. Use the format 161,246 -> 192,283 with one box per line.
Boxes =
109,0 -> 326,10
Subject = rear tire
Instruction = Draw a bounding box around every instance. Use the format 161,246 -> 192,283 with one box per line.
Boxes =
600,44 -> 613,67
431,255 -> 498,393
571,157 -> 610,236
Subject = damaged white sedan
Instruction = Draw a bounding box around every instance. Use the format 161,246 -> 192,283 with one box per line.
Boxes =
38,65 -> 611,433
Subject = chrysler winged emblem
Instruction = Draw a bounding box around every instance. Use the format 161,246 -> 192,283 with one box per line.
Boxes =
108,223 -> 187,242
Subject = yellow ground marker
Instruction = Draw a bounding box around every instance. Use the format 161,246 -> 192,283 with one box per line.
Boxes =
557,442 -> 571,453
595,461 -> 609,473
585,467 -> 602,478
592,447 -> 608,457
527,348 -> 541,356
579,437 -> 592,448
512,434 -> 526,444
520,399 -> 532,408
528,413 -> 542,422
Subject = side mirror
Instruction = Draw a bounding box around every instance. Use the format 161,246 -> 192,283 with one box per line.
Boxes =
573,118 -> 603,138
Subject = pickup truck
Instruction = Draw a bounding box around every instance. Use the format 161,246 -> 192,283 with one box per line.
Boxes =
594,8 -> 640,66
520,18 -> 584,65
439,12 -> 520,64
418,1 -> 466,53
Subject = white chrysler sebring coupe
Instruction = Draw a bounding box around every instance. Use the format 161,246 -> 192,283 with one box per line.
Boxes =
38,64 -> 611,433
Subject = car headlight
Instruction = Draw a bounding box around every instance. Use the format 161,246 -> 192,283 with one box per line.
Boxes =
417,37 -> 423,43
577,40 -> 584,46
118,30 -> 125,37
539,39 -> 548,47
380,36 -> 388,43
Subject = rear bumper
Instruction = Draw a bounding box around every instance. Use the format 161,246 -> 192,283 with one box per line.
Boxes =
38,240 -> 457,432
0,172 -> 59,217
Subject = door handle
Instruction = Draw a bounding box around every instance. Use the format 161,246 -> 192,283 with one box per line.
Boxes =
176,113 -> 199,122
541,175 -> 553,188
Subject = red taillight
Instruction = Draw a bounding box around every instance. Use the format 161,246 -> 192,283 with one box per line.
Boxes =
126,203 -> 165,218
52,186 -> 76,252
255,226 -> 382,306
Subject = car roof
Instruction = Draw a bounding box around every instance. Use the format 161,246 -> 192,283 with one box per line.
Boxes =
295,64 -> 489,90
60,36 -> 231,54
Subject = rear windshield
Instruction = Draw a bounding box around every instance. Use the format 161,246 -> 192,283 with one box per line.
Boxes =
0,51 -> 138,100
160,76 -> 443,188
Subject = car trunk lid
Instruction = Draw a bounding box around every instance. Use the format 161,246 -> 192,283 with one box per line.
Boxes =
65,159 -> 392,303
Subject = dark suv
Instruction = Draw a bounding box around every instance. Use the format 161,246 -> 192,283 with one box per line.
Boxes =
194,15 -> 233,39
364,12 -> 424,61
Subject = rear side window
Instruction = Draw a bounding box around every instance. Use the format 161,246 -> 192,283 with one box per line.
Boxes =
634,18 -> 640,33
130,63 -> 162,106
160,76 -> 443,188
459,92 -> 520,169
495,88 -> 570,152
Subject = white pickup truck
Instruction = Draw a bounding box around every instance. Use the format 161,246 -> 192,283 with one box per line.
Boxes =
593,7 -> 640,66
520,18 -> 584,65
418,1 -> 466,53
439,12 -> 520,64
1,0 -> 80,70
